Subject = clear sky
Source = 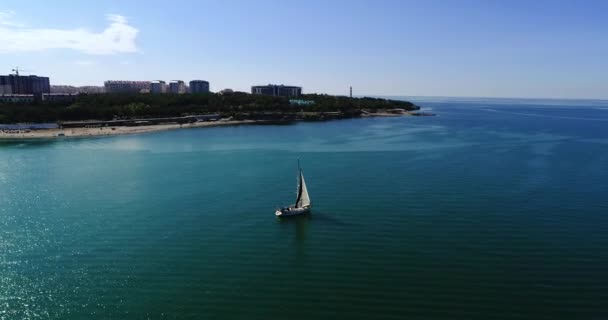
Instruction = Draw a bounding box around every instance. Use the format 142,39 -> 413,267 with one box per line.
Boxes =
1,0 -> 607,99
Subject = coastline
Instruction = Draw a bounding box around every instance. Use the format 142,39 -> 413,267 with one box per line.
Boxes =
0,111 -> 432,140
0,120 -> 258,140
0,93 -> 424,140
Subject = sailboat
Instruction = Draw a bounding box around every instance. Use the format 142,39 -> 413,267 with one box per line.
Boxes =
275,161 -> 311,217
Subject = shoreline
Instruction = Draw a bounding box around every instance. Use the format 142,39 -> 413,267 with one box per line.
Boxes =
0,111 -> 433,140
0,120 -> 259,140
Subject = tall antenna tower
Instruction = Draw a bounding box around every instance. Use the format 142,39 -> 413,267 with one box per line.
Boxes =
350,86 -> 352,98
12,66 -> 20,76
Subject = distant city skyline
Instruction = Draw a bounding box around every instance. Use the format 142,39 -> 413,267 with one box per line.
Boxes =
1,0 -> 607,99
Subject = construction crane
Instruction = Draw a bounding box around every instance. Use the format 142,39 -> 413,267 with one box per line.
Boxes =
10,67 -> 33,76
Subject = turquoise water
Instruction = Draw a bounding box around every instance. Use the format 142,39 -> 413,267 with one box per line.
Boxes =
1,98 -> 608,319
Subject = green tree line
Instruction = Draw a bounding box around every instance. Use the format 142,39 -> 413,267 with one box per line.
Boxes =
0,92 -> 418,123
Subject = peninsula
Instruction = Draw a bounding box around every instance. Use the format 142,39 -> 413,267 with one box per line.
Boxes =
0,92 -> 422,139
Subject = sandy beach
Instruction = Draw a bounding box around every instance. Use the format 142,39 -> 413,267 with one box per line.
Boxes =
0,120 -> 258,139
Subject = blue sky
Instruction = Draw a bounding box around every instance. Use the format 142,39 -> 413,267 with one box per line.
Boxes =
1,0 -> 607,98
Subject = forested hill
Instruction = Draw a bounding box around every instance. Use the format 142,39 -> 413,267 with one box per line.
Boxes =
0,92 -> 419,123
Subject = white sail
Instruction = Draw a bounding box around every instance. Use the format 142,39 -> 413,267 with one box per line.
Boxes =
276,163 -> 312,216
296,171 -> 311,208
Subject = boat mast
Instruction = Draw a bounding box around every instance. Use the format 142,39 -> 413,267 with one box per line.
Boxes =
295,159 -> 303,207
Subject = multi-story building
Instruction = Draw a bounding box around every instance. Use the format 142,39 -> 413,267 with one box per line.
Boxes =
169,80 -> 186,94
0,74 -> 50,95
150,80 -> 167,94
251,84 -> 302,97
0,93 -> 77,104
189,80 -> 210,94
104,81 -> 151,93
0,82 -> 11,95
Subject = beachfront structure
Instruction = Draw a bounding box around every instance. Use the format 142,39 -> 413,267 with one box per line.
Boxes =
104,81 -> 151,93
0,123 -> 59,131
290,99 -> 315,106
0,94 -> 35,103
251,84 -> 302,97
150,80 -> 167,94
189,80 -> 210,94
0,93 -> 77,104
0,74 -> 50,95
169,80 -> 187,94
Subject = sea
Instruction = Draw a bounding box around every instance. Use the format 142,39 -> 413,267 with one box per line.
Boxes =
1,97 -> 608,319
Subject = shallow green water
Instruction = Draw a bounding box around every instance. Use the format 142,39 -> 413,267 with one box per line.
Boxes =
1,99 -> 608,319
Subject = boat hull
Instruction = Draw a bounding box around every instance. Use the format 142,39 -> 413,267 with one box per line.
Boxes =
275,206 -> 311,217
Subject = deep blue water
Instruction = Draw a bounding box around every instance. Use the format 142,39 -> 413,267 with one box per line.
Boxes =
1,98 -> 608,319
